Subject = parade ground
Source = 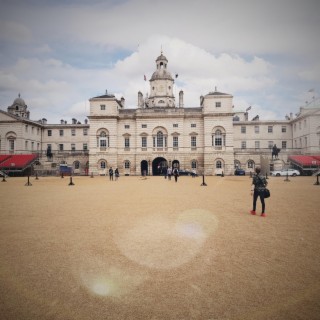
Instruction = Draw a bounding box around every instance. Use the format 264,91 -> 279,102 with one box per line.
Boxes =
0,175 -> 319,320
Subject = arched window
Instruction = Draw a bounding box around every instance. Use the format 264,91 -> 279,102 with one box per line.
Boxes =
153,129 -> 167,148
100,161 -> 106,169
212,128 -> 225,147
216,160 -> 222,169
157,131 -> 163,147
234,160 -> 241,169
191,160 -> 197,169
97,130 -> 109,149
215,130 -> 222,146
248,160 -> 254,169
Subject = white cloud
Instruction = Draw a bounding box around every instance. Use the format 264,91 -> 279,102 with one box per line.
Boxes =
0,0 -> 319,122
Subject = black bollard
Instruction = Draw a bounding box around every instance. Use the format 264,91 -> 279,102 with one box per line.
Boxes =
2,174 -> 7,182
250,171 -> 252,178
25,175 -> 32,186
201,174 -> 207,186
266,172 -> 268,180
61,172 -> 64,178
221,171 -> 224,177
314,174 -> 320,186
284,172 -> 290,182
68,176 -> 75,186
35,172 -> 39,180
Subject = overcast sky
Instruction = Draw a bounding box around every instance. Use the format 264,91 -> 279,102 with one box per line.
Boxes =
0,0 -> 319,123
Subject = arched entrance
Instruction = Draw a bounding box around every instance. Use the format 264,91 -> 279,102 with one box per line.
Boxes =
140,160 -> 148,176
152,157 -> 167,176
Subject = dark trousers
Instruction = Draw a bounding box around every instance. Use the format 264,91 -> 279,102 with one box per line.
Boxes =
174,175 -> 178,182
253,190 -> 265,213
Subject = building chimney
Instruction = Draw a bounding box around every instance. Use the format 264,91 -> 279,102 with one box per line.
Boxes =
179,90 -> 184,108
60,119 -> 64,124
72,118 -> 77,124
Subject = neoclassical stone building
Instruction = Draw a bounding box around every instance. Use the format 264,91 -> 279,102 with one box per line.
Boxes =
0,53 -> 319,176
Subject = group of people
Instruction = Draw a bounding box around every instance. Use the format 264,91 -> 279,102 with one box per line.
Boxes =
108,164 -> 269,216
165,167 -> 180,182
108,167 -> 119,181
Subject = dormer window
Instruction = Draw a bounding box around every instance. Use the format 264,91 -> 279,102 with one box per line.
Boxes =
216,102 -> 221,108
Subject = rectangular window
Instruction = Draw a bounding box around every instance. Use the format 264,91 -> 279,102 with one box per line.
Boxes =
305,137 -> 307,146
31,142 -> 34,150
71,129 -> 76,136
83,143 -> 88,151
304,120 -> 307,128
25,125 -> 28,132
9,140 -> 14,151
173,136 -> 179,147
191,136 -> 197,147
241,141 -> 246,149
173,123 -> 178,128
216,102 -> 221,108
141,137 -> 147,148
191,124 -> 196,128
241,126 -> 246,133
255,141 -> 260,149
142,124 -> 147,128
48,130 -> 52,136
268,126 -> 273,133
282,141 -> 287,149
125,137 -> 130,148
125,161 -> 130,169
25,141 -> 28,150
254,126 -> 259,133
59,144 -> 64,151
299,122 -> 301,130
83,128 -> 88,136
100,105 -> 106,110
71,144 -> 76,152
125,125 -> 130,129
31,127 -> 34,133
59,129 -> 64,136
282,126 -> 287,133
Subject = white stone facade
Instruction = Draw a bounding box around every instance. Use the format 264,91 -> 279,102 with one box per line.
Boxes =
0,53 -> 319,176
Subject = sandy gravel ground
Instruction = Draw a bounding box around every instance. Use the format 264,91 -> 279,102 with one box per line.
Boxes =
0,174 -> 320,320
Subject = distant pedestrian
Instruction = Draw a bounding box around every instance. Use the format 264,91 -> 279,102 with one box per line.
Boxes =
173,167 -> 179,182
115,168 -> 119,181
109,167 -> 114,181
163,167 -> 168,179
167,167 -> 172,180
192,168 -> 196,178
250,167 -> 268,217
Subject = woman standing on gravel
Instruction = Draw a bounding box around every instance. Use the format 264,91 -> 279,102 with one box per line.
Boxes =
250,167 -> 268,217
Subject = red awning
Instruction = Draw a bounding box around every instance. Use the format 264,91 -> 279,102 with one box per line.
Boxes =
289,155 -> 320,166
0,154 -> 38,169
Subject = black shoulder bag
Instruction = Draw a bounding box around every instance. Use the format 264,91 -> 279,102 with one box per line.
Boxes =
257,175 -> 270,198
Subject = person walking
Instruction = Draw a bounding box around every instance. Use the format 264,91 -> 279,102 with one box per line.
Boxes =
109,167 -> 114,181
250,167 -> 268,217
115,168 -> 119,181
173,167 -> 179,182
167,167 -> 172,180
